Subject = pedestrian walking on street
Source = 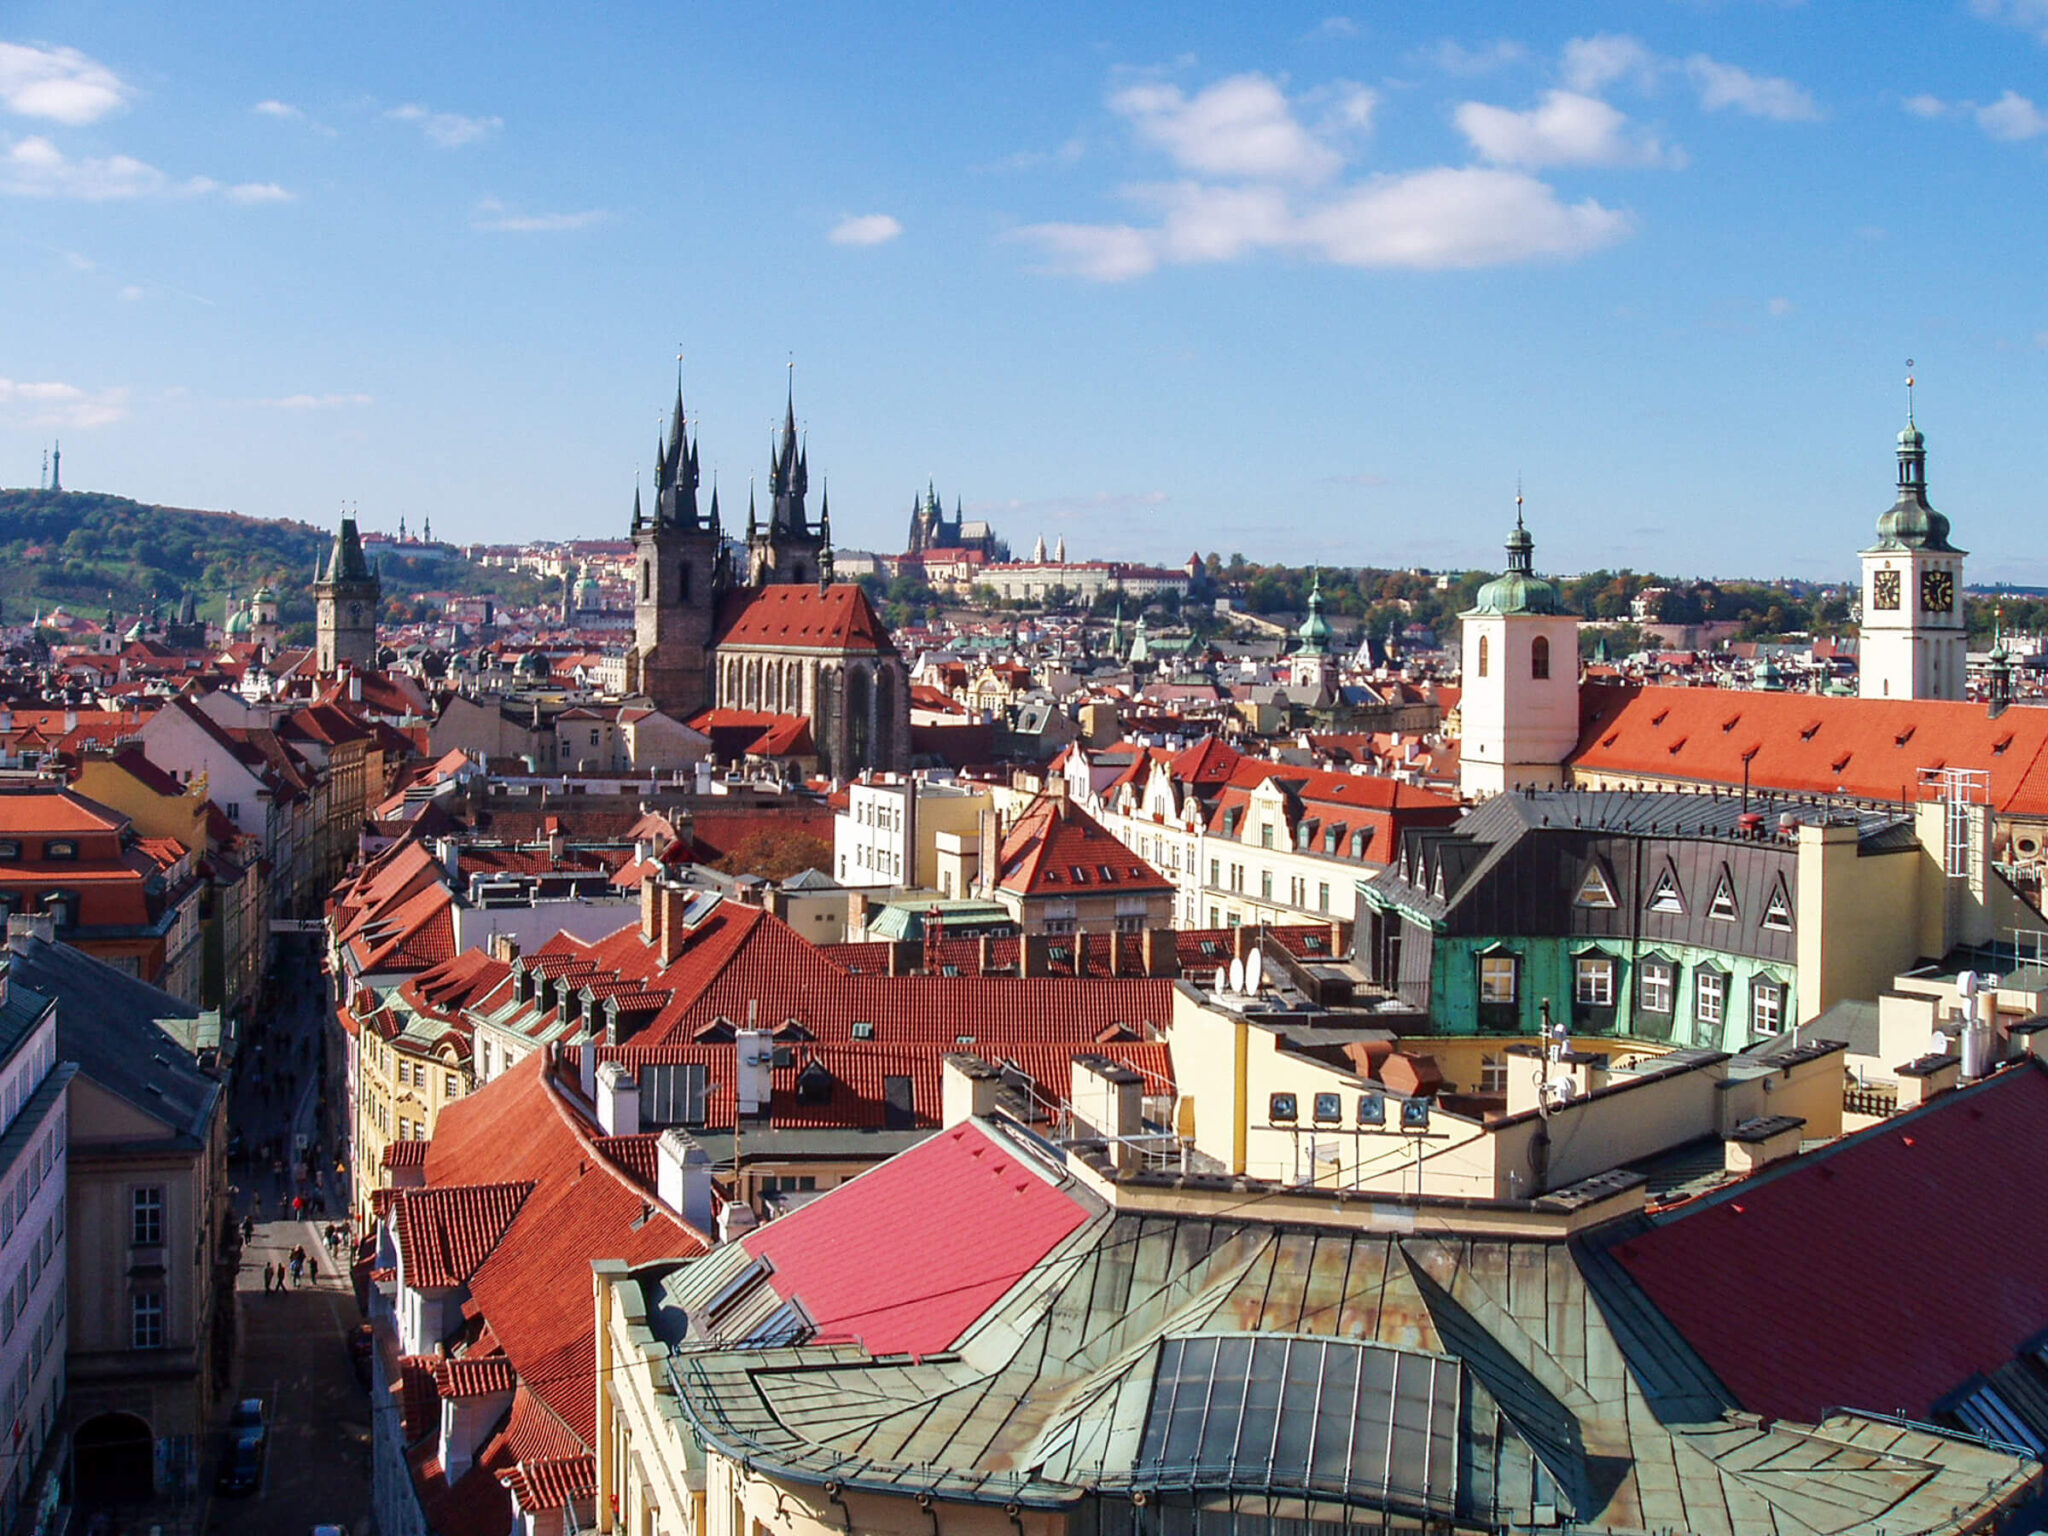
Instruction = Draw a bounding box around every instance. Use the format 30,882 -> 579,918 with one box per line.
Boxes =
289,1250 -> 304,1286
292,1193 -> 305,1219
242,1214 -> 255,1244
262,1262 -> 274,1293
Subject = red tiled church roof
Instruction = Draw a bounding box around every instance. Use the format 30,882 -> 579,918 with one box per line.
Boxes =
714,583 -> 895,653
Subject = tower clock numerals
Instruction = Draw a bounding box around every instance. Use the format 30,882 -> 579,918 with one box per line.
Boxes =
1871,569 -> 1901,611
1920,569 -> 1954,614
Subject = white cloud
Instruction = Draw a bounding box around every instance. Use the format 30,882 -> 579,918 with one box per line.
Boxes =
1297,167 -> 1630,270
0,376 -> 128,428
1768,296 -> 1794,316
0,42 -> 129,125
1903,93 -> 1950,118
1560,34 -> 1661,95
1422,38 -> 1527,76
1014,167 -> 1628,279
261,393 -> 374,410
1978,89 -> 2048,139
0,136 -> 294,202
1685,56 -> 1820,121
1309,17 -> 1360,40
1109,73 -> 1350,183
1010,221 -> 1159,281
1456,90 -> 1680,168
386,103 -> 501,148
253,98 -> 300,120
1970,0 -> 2048,42
827,212 -> 902,246
470,196 -> 608,232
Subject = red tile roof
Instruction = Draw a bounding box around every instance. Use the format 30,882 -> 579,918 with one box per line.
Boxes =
995,794 -> 1173,898
1571,681 -> 2048,815
434,1354 -> 519,1399
420,1053 -> 708,1441
391,1180 -> 535,1289
1611,1061 -> 2048,1426
742,1119 -> 1092,1354
714,583 -> 896,653
382,1140 -> 432,1170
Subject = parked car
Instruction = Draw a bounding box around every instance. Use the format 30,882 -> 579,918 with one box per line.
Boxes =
217,1432 -> 264,1495
228,1397 -> 266,1438
312,1525 -> 350,1536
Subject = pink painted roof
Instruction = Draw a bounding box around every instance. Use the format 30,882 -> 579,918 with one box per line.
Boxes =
742,1119 -> 1091,1355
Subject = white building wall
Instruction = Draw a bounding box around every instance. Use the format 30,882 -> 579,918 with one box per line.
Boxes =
0,1003 -> 65,1531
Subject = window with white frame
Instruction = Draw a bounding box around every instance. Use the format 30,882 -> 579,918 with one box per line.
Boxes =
1479,954 -> 1518,1005
1752,979 -> 1786,1035
1575,955 -> 1616,1007
1696,970 -> 1727,1025
130,1187 -> 163,1247
131,1291 -> 165,1349
1478,1054 -> 1509,1094
1639,959 -> 1674,1014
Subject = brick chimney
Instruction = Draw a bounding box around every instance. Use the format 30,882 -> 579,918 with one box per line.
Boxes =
1109,928 -> 1128,976
1073,930 -> 1090,976
1142,928 -> 1179,978
1020,933 -> 1049,978
977,934 -> 996,975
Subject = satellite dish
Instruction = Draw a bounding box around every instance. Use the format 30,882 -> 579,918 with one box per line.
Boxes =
1214,965 -> 1229,993
1244,949 -> 1264,994
1228,957 -> 1245,994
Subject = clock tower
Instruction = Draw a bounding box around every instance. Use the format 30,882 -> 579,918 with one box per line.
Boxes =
1859,411 -> 1965,701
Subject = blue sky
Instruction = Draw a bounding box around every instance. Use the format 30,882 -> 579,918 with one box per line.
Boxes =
5,2 -> 2048,583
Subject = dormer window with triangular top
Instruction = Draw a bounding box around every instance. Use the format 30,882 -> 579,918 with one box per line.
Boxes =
1708,869 -> 1740,922
1573,862 -> 1618,910
1762,877 -> 1793,933
1646,867 -> 1685,915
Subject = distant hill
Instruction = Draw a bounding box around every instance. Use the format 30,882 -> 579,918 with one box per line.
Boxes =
0,489 -> 548,628
0,488 -> 327,624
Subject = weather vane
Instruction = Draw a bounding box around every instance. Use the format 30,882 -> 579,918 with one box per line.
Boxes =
1905,358 -> 1916,424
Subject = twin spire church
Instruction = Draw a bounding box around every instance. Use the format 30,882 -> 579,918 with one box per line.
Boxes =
1460,410 -> 1969,800
623,376 -> 909,776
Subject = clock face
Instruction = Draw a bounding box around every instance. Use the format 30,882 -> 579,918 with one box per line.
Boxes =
1871,569 -> 1901,611
1920,569 -> 1954,614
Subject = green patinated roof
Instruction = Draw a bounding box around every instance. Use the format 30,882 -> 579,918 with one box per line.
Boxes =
1464,511 -> 1562,617
654,1127 -> 2035,1528
1865,420 -> 1964,556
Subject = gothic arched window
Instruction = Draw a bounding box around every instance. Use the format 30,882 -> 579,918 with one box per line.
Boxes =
1477,635 -> 1490,678
1531,635 -> 1550,680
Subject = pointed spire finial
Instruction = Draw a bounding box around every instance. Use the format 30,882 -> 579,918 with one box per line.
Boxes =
1905,358 -> 1917,425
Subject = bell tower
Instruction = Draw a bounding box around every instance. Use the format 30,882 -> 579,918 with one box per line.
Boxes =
1459,500 -> 1581,799
1859,385 -> 1965,702
625,375 -> 730,714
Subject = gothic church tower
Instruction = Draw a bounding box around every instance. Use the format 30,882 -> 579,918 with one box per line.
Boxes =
315,515 -> 381,673
625,379 -> 731,715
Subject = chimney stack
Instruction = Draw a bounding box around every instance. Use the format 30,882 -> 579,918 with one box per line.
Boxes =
942,1053 -> 1002,1125
596,1061 -> 640,1136
1142,928 -> 1179,978
655,1129 -> 714,1236
1070,1055 -> 1144,1174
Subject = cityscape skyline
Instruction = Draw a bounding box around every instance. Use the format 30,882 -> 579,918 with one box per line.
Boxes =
6,3 -> 2048,580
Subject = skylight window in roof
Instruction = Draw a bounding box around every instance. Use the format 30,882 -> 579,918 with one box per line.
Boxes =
1573,864 -> 1617,909
1647,867 -> 1685,915
1762,878 -> 1793,933
1708,869 -> 1739,922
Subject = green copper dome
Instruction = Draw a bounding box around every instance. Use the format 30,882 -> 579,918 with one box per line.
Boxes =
1295,569 -> 1331,655
1868,416 -> 1962,555
1465,506 -> 1561,617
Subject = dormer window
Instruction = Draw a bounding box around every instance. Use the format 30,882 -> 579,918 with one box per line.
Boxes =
0,842 -> 19,861
42,841 -> 75,861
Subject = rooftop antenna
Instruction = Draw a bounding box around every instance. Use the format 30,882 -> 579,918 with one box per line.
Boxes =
1905,358 -> 1917,425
